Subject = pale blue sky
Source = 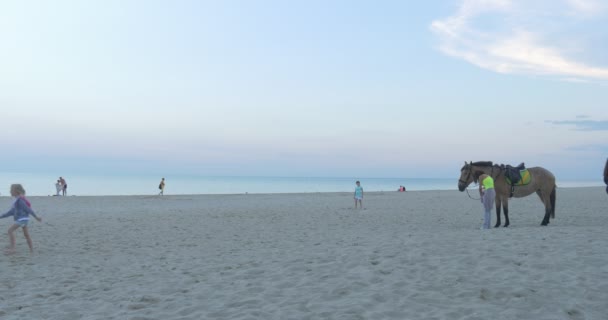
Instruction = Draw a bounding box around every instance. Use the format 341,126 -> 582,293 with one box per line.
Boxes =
1,0 -> 607,180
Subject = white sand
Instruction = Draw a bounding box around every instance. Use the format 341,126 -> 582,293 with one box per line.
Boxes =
0,187 -> 606,320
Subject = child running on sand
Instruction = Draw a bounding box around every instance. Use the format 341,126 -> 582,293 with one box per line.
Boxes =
354,181 -> 363,209
0,184 -> 42,254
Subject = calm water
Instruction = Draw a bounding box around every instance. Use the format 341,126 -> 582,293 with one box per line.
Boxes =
0,172 -> 603,196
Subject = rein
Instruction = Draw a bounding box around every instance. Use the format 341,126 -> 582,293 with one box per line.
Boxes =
465,188 -> 481,201
460,165 -> 480,200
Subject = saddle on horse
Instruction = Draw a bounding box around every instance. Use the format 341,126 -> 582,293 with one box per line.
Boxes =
501,163 -> 529,197
503,163 -> 525,184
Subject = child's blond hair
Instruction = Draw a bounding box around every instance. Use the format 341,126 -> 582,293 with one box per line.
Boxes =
11,184 -> 26,196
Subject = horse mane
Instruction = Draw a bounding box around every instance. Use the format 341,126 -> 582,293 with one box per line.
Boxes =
461,161 -> 494,171
471,161 -> 493,167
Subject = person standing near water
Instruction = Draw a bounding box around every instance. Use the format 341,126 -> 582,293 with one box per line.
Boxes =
55,179 -> 62,196
476,172 -> 495,229
159,178 -> 165,195
354,181 -> 363,209
59,177 -> 67,196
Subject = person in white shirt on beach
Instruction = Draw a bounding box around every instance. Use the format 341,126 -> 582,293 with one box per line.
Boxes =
55,179 -> 62,196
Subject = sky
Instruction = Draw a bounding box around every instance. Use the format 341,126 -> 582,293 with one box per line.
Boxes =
1,0 -> 607,180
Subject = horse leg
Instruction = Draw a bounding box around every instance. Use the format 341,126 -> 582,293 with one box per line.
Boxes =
503,200 -> 510,227
494,198 -> 501,228
537,190 -> 551,226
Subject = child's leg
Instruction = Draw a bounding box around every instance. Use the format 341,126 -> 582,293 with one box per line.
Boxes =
358,199 -> 363,209
6,224 -> 19,253
354,198 -> 358,208
22,226 -> 34,253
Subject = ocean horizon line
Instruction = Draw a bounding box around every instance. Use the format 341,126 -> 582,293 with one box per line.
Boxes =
0,172 -> 604,197
1,171 -> 455,180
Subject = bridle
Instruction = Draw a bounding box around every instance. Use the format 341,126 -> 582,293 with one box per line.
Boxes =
458,164 -> 472,187
459,163 -> 499,201
459,162 -> 499,187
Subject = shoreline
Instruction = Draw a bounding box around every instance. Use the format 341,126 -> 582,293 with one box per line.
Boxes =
3,185 -> 603,198
1,171 -> 603,197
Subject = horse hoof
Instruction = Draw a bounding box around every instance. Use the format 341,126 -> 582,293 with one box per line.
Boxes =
541,222 -> 549,226
503,225 -> 509,228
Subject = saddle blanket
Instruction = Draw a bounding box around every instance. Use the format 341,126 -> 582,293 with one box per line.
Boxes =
506,169 -> 531,186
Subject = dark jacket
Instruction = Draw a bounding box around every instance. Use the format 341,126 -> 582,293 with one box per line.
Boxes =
604,159 -> 608,185
0,197 -> 38,222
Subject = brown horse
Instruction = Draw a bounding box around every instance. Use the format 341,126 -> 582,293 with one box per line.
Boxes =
458,161 -> 556,227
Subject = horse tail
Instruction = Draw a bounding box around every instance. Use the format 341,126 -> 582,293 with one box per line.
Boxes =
550,186 -> 556,219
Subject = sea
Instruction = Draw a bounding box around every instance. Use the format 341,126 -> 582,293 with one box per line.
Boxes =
0,172 -> 604,196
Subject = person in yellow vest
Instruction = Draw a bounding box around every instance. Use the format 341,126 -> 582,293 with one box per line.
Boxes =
477,172 -> 495,229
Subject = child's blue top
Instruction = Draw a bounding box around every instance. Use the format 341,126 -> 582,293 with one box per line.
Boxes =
354,186 -> 363,198
0,197 -> 38,222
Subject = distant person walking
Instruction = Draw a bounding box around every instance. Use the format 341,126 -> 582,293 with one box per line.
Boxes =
59,177 -> 67,196
354,181 -> 363,209
158,178 -> 165,195
477,172 -> 495,229
0,184 -> 42,254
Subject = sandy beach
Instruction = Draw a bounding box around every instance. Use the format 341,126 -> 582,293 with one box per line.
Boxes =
0,187 -> 606,320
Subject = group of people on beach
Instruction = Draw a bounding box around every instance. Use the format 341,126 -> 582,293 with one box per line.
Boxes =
2,174 -> 67,255
1,161 -> 605,255
0,175 -> 165,255
475,158 -> 607,229
354,176 -> 496,230
54,177 -> 67,196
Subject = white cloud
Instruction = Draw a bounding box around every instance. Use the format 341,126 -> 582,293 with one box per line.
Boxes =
431,0 -> 608,81
566,0 -> 604,15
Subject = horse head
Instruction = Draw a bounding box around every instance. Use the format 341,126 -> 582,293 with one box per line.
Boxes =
458,161 -> 474,191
